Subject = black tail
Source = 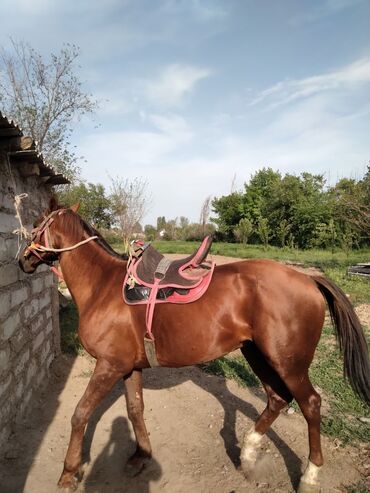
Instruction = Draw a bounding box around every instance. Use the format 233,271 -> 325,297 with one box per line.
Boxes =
313,276 -> 370,405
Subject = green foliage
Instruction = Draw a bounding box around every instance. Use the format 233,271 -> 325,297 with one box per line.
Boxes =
211,167 -> 370,249
257,217 -> 270,250
276,219 -> 291,247
57,182 -> 112,229
211,192 -> 243,240
199,357 -> 259,387
234,217 -> 253,244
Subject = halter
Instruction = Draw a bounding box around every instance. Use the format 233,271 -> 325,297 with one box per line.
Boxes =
24,208 -> 99,278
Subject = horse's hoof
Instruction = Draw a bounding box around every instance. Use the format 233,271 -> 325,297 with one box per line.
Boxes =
240,457 -> 256,480
297,480 -> 321,493
57,475 -> 78,491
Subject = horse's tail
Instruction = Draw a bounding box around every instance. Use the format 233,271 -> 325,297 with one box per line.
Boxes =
313,275 -> 370,405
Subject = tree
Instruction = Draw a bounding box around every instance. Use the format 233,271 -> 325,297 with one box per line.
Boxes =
257,217 -> 270,250
234,218 -> 253,244
110,176 -> 149,252
57,182 -> 112,229
211,192 -> 243,241
0,39 -> 97,182
276,219 -> 291,248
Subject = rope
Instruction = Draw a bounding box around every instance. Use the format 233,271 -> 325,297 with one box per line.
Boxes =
13,193 -> 31,240
30,235 -> 99,253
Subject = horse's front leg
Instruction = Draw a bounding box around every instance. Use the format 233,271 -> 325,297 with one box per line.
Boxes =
124,369 -> 152,474
58,359 -> 124,490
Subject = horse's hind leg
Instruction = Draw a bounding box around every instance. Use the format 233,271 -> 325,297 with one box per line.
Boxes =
284,374 -> 322,493
58,359 -> 124,491
240,342 -> 293,477
124,369 -> 152,473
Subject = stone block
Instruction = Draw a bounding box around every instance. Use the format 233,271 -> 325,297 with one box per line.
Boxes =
15,377 -> 24,399
39,290 -> 51,310
0,212 -> 18,233
13,348 -> 30,377
9,327 -> 29,354
0,424 -> 11,448
44,274 -> 55,288
40,340 -> 51,365
10,286 -> 28,308
0,263 -> 18,288
22,298 -> 39,321
0,344 -> 10,373
26,359 -> 37,385
0,291 -> 10,320
0,373 -> 13,403
31,277 -> 44,294
1,311 -> 20,340
6,237 -> 21,260
33,331 -> 45,352
0,237 -> 8,262
30,312 -> 44,335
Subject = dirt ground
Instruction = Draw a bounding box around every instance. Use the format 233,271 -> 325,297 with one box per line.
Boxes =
1,256 -> 369,493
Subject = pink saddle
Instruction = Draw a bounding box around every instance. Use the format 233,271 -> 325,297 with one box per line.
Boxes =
123,236 -> 215,339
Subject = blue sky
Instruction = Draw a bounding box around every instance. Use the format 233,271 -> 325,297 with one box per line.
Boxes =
1,0 -> 369,225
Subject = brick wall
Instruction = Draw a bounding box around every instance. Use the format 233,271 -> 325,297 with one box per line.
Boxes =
0,159 -> 60,447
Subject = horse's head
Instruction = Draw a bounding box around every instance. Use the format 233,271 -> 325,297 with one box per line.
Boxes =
18,197 -> 80,274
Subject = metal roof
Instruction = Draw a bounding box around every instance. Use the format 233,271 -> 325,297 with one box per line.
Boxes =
0,111 -> 70,185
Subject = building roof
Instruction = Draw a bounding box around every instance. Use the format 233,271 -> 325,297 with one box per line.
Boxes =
0,112 -> 69,185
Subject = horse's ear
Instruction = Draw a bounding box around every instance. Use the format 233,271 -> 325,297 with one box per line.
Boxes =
70,203 -> 80,213
48,196 -> 59,212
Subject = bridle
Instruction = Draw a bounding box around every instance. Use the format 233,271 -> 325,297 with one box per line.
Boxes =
24,208 -> 99,277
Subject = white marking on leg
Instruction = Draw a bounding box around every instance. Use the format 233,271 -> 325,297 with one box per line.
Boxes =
301,461 -> 321,485
240,428 -> 263,465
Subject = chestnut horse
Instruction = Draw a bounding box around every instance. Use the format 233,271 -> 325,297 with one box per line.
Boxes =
19,200 -> 369,493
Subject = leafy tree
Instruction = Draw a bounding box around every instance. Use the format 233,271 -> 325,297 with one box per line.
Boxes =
144,224 -> 157,241
211,192 -> 243,240
313,219 -> 337,253
276,219 -> 291,248
156,216 -> 166,233
0,39 -> 97,182
257,217 -> 270,250
242,167 -> 282,225
57,182 -> 111,229
234,218 -> 253,244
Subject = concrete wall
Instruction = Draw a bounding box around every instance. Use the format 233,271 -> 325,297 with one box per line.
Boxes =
0,159 -> 60,447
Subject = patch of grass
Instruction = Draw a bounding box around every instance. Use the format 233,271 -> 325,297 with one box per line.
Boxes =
321,266 -> 370,305
344,480 -> 370,493
59,301 -> 82,355
199,356 -> 259,387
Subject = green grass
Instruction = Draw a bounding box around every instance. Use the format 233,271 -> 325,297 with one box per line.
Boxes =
199,357 -> 259,387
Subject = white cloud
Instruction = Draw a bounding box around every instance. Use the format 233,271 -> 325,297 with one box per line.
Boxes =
248,58 -> 370,108
141,63 -> 211,107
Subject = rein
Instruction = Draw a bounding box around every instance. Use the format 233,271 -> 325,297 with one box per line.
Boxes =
24,208 -> 98,278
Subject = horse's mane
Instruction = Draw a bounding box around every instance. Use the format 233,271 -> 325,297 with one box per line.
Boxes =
58,208 -> 128,261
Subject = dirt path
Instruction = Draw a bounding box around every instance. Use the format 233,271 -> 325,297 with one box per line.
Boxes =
1,256 -> 368,493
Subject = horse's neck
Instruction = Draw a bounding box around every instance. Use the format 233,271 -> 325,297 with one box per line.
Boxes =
59,237 -> 124,312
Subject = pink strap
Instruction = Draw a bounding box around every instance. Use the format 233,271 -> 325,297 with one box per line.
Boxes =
145,278 -> 161,340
